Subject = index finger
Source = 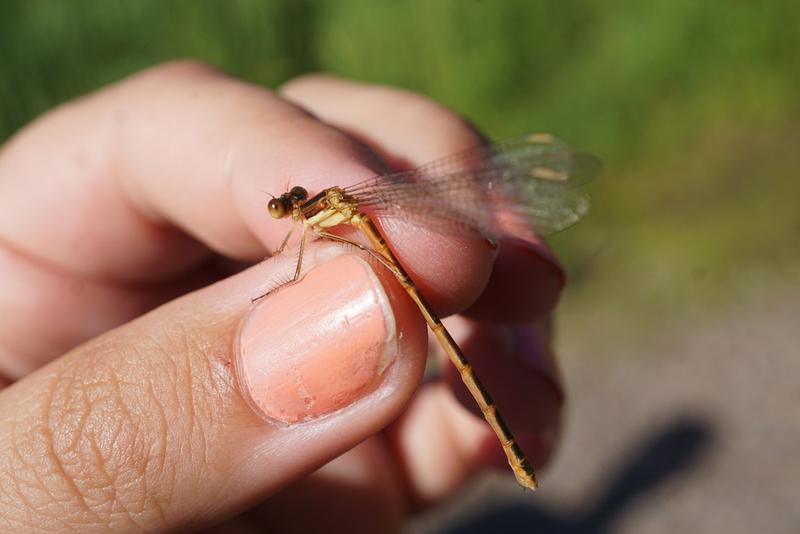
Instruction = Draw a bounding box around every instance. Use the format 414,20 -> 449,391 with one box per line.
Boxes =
0,61 -> 494,371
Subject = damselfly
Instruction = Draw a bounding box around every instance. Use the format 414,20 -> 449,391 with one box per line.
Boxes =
266,133 -> 600,490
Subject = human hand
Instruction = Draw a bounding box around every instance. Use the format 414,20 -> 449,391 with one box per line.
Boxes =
0,62 -> 564,532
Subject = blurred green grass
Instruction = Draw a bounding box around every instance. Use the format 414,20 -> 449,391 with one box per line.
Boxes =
2,0 -> 798,324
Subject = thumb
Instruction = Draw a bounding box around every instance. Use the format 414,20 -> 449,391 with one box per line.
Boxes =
0,246 -> 426,532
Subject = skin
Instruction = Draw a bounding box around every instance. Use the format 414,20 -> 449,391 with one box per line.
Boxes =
0,62 -> 565,532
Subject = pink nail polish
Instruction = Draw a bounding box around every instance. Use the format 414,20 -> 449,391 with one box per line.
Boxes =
236,255 -> 396,423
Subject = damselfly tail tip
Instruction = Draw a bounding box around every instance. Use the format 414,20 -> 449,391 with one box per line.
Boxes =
511,464 -> 538,491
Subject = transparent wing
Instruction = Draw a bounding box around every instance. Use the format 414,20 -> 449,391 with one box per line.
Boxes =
344,133 -> 601,239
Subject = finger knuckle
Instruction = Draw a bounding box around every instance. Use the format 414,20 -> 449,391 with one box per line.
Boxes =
0,358 -> 162,530
49,348 -> 169,528
367,84 -> 481,141
0,319 -> 232,530
137,58 -> 225,83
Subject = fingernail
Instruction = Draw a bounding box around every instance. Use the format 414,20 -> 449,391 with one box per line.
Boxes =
236,254 -> 396,423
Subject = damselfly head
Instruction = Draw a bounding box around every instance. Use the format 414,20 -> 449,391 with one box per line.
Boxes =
267,186 -> 309,219
267,197 -> 288,218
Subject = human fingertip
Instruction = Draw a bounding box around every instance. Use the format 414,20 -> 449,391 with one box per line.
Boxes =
515,237 -> 566,289
511,323 -> 564,403
465,238 -> 564,323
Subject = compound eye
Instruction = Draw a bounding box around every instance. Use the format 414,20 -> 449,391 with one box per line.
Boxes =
289,186 -> 308,201
267,198 -> 287,219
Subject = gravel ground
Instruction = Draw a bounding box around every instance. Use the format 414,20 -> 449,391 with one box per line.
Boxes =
409,285 -> 799,533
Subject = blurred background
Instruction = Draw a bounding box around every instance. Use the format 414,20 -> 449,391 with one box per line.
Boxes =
1,1 -> 798,532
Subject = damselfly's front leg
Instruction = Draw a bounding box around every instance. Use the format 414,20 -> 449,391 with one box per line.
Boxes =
250,225 -> 308,303
314,230 -> 404,280
292,226 -> 308,281
274,225 -> 295,256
